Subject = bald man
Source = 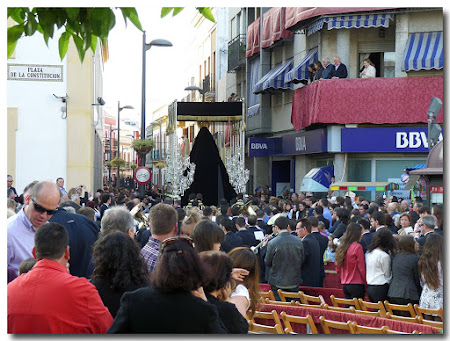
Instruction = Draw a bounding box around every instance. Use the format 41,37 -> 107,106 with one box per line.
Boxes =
329,56 -> 348,79
7,180 -> 60,282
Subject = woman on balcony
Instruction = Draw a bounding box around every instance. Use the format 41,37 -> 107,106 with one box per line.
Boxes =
313,60 -> 324,81
360,58 -> 376,78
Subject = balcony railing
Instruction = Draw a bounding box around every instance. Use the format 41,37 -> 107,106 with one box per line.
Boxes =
228,34 -> 246,72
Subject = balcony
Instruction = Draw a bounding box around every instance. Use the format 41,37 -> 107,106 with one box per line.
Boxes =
228,34 -> 246,72
291,76 -> 443,130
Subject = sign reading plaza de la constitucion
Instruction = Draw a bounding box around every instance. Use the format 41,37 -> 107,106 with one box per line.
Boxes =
7,63 -> 63,82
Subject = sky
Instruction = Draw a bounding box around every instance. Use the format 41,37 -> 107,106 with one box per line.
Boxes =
102,7 -> 198,124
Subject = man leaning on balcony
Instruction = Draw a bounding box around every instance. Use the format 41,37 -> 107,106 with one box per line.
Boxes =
329,56 -> 348,79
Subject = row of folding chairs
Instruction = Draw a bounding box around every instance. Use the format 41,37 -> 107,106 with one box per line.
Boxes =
259,289 -> 443,329
248,310 -> 422,334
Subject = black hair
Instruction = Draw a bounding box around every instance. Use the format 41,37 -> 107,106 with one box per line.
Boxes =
367,228 -> 397,255
235,216 -> 246,228
34,222 -> 69,260
191,220 -> 225,253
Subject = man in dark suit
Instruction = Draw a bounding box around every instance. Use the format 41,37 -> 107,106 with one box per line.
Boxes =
217,215 -> 243,253
358,217 -> 373,254
256,209 -> 268,235
329,56 -> 348,79
314,206 -> 330,232
416,215 -> 436,255
246,215 -> 265,243
296,218 -> 321,287
99,193 -> 111,221
308,217 -> 328,287
235,217 -> 258,247
49,207 -> 100,278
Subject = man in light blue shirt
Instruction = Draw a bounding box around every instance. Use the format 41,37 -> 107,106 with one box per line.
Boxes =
56,177 -> 68,197
7,180 -> 60,282
320,198 -> 333,230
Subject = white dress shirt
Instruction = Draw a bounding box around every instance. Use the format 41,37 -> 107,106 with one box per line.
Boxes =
365,248 -> 392,285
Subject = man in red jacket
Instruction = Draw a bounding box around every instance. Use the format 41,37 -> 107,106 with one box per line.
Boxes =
8,222 -> 113,334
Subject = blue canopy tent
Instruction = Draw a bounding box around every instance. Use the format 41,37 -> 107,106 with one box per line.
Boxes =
300,165 -> 334,192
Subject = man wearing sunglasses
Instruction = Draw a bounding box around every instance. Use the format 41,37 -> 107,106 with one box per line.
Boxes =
7,180 -> 60,283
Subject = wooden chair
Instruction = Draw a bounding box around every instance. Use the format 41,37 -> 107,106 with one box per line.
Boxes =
330,295 -> 361,310
319,316 -> 356,334
277,289 -> 302,302
351,322 -> 388,334
299,291 -> 326,306
322,303 -> 356,313
295,302 -> 328,309
386,312 -> 421,324
280,312 -> 318,334
260,290 -> 276,302
264,298 -> 297,306
385,328 -> 421,334
249,310 -> 284,334
414,304 -> 443,320
358,299 -> 387,318
384,300 -> 417,317
417,316 -> 444,329
353,309 -> 382,317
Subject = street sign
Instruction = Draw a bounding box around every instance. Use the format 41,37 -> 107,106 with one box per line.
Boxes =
134,166 -> 152,185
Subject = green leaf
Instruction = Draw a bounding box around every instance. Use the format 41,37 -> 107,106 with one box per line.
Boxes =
65,8 -> 79,21
90,34 -> 98,54
8,8 -> 25,24
72,34 -> 86,62
7,24 -> 24,59
91,8 -> 115,40
35,8 -> 55,46
24,12 -> 38,36
172,8 -> 184,16
120,8 -> 142,31
196,7 -> 215,22
58,32 -> 70,60
161,7 -> 174,18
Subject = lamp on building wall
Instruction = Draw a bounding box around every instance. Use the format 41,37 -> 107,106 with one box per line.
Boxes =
117,101 -> 134,188
140,30 -> 173,196
427,97 -> 442,149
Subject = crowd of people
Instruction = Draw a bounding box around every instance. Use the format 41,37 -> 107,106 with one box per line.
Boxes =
6,174 -> 444,333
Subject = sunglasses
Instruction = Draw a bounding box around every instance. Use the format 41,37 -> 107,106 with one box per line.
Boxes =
160,236 -> 194,252
32,198 -> 58,215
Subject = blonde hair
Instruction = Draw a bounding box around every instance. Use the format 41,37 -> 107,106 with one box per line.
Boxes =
364,58 -> 374,66
181,209 -> 202,236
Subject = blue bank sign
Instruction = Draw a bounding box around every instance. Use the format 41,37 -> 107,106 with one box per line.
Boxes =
341,127 -> 443,153
248,128 -> 327,157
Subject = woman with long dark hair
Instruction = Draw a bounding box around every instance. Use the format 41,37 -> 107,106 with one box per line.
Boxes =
335,223 -> 366,299
91,231 -> 149,317
108,237 -> 227,333
228,247 -> 260,320
199,251 -> 248,333
418,233 -> 443,320
365,228 -> 397,303
387,236 -> 421,312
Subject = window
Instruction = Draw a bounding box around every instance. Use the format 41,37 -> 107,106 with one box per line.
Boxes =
231,17 -> 236,39
359,52 -> 395,78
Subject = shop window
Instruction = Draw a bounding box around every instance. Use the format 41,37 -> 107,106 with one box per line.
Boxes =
348,159 -> 372,199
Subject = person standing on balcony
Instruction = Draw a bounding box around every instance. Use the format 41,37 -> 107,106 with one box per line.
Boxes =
322,57 -> 334,79
313,60 -> 324,81
307,64 -> 316,84
329,56 -> 348,79
360,58 -> 376,78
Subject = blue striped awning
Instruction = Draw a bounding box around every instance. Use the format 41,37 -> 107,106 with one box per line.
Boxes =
307,13 -> 394,36
285,47 -> 318,83
402,31 -> 443,72
253,58 -> 294,94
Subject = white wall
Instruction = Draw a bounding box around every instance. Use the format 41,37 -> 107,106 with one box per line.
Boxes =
7,30 -> 68,194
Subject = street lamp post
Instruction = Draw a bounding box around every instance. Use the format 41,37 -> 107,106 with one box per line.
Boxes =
140,30 -> 172,197
184,85 -> 206,102
117,101 -> 134,188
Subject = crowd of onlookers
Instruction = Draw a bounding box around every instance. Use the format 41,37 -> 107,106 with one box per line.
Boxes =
6,174 -> 443,333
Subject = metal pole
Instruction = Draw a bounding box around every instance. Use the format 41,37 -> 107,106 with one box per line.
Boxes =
140,30 -> 147,197
116,101 -> 121,188
159,120 -> 162,188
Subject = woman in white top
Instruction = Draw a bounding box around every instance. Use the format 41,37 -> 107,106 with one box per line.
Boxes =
228,247 -> 260,320
397,213 -> 414,236
365,228 -> 397,303
418,233 -> 443,320
360,58 -> 376,78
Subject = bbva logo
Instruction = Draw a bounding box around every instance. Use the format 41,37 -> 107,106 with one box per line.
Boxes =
251,143 -> 268,150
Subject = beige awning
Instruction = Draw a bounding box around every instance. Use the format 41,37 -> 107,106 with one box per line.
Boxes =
403,175 -> 421,191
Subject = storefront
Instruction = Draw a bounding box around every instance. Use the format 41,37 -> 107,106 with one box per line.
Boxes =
249,128 -> 328,196
341,126 -> 438,200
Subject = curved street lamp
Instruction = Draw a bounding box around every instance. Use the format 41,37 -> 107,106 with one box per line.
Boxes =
117,101 -> 134,188
184,85 -> 206,102
140,30 -> 172,196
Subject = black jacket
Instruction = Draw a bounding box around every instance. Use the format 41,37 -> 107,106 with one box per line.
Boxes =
257,219 -> 268,235
221,232 -> 244,253
359,231 -> 373,254
329,63 -> 348,78
236,229 -> 258,248
311,231 -> 328,280
300,234 -> 322,287
49,208 -> 99,278
206,293 -> 248,333
108,286 -> 227,333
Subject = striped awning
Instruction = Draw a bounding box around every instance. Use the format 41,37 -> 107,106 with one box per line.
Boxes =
253,58 -> 294,94
402,31 -> 443,72
286,47 -> 318,83
307,13 -> 394,36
